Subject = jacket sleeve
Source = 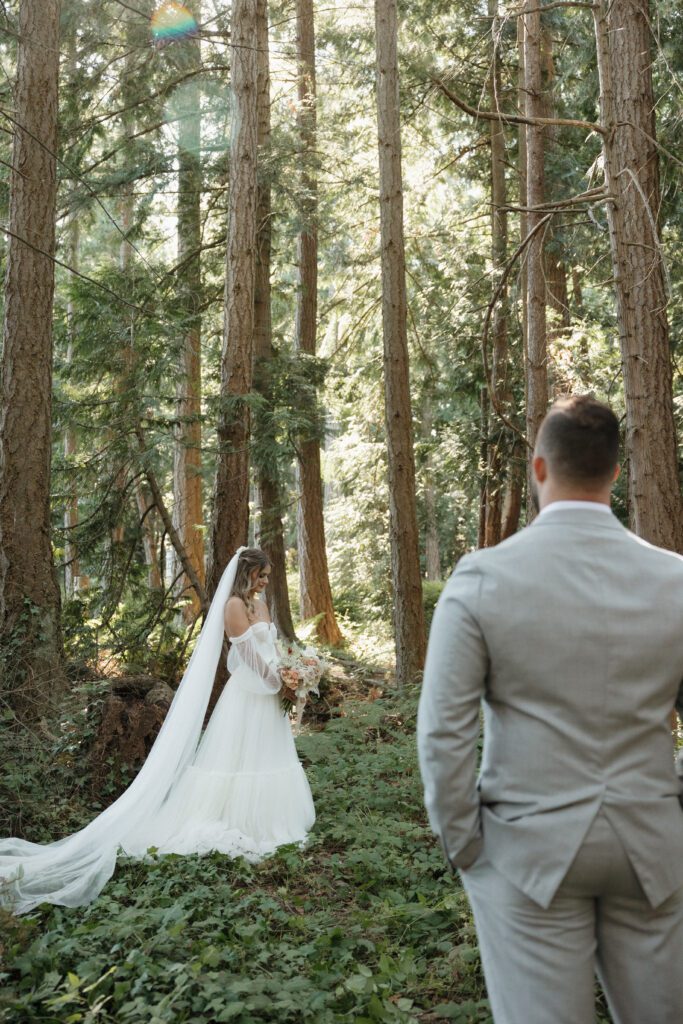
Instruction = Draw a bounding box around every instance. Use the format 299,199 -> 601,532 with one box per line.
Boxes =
417,557 -> 488,871
228,631 -> 281,695
676,682 -> 683,800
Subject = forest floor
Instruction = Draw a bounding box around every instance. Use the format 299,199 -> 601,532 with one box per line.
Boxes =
0,640 -> 612,1024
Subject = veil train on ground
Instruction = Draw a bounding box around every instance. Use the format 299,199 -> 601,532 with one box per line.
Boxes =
0,547 -> 246,915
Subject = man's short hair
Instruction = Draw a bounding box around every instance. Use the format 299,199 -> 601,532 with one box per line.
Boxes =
536,395 -> 620,485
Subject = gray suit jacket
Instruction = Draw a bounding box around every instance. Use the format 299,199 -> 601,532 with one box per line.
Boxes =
417,507 -> 683,909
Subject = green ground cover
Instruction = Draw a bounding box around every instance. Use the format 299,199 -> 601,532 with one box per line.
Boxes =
0,688 -> 491,1024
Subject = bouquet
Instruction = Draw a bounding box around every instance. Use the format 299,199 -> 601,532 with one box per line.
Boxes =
277,640 -> 326,734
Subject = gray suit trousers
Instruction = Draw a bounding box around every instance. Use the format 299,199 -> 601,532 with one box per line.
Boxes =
461,811 -> 683,1024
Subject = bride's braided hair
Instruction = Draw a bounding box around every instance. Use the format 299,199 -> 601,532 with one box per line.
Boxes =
230,548 -> 270,620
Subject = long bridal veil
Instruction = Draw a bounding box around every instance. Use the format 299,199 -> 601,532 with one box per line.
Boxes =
0,547 -> 246,916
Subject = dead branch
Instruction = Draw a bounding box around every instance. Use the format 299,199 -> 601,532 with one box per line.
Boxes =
134,425 -> 209,615
433,77 -> 603,135
482,213 -> 555,448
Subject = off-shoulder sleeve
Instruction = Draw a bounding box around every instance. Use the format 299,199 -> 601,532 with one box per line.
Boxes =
228,629 -> 281,695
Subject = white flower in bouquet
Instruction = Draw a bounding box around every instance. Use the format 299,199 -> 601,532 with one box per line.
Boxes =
277,640 -> 326,733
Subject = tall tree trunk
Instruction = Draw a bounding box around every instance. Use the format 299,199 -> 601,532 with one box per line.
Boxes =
523,0 -> 548,505
64,212 -> 82,597
173,1 -> 205,621
502,438 -> 524,539
208,0 -> 259,595
422,405 -> 441,580
118,10 -> 162,592
424,481 -> 441,581
478,386 -> 488,550
253,0 -> 296,639
294,0 -> 342,646
540,25 -> 571,397
63,34 -> 83,598
374,0 -> 426,687
120,196 -> 162,592
517,17 -> 528,521
485,0 -> 508,547
545,246 -> 570,336
571,267 -> 584,317
0,0 -> 64,708
593,0 -> 683,551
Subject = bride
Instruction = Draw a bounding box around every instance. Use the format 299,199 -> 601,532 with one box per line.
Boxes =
0,547 -> 315,915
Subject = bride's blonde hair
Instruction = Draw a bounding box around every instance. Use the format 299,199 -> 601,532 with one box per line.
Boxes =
230,548 -> 270,619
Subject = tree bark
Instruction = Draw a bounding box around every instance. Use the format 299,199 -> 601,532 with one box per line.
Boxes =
502,438 -> 524,539
485,0 -> 509,547
0,0 -> 65,708
374,0 -> 426,687
516,16 -> 529,522
173,2 -> 205,621
422,406 -> 441,581
294,0 -> 342,646
119,194 -> 162,592
478,386 -> 489,550
545,246 -> 570,336
523,0 -> 548,506
64,212 -> 82,597
208,0 -> 259,595
593,0 -> 683,551
114,5 -> 162,591
253,0 -> 296,639
424,481 -> 441,581
540,25 -> 571,398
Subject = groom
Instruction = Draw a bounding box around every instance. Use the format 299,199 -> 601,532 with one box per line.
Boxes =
417,395 -> 683,1024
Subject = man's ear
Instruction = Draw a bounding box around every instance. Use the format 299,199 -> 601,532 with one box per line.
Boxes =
612,463 -> 621,483
533,454 -> 548,484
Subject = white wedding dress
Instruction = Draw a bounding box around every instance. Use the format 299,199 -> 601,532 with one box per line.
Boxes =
123,621 -> 315,860
0,548 -> 315,915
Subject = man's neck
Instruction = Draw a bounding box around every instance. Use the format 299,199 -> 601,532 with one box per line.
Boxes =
538,489 -> 612,511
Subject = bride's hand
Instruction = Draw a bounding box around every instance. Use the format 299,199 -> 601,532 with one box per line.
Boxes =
278,667 -> 297,703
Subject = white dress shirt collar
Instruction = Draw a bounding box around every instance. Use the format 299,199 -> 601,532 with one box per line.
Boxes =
538,500 -> 613,517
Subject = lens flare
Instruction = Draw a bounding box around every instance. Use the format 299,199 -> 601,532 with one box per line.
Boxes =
151,2 -> 198,47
